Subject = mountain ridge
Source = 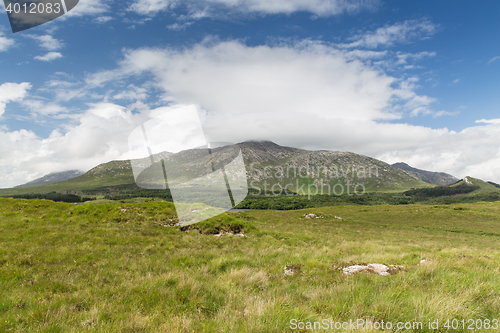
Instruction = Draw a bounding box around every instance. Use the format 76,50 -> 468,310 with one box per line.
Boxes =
15,170 -> 84,188
392,162 -> 458,186
0,141 -> 431,196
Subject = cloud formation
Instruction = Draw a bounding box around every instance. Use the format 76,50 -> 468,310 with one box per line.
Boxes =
28,34 -> 63,51
88,39 -> 431,121
128,0 -> 378,17
0,102 -> 153,188
94,16 -> 113,24
167,22 -> 194,31
488,56 -> 500,65
20,99 -> 68,117
66,0 -> 110,16
34,52 -> 63,61
340,19 -> 438,48
0,82 -> 31,117
0,31 -> 14,52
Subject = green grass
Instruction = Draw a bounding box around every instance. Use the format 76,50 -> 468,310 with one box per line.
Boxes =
1,198 -> 500,332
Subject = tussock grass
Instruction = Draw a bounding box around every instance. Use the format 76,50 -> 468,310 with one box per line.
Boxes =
1,198 -> 500,332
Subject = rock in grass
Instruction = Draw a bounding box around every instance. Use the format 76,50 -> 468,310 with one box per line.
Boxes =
303,213 -> 325,219
341,263 -> 404,276
343,265 -> 369,275
367,263 -> 390,275
284,264 -> 301,276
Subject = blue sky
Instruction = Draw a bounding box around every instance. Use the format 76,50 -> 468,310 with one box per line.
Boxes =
1,0 -> 500,187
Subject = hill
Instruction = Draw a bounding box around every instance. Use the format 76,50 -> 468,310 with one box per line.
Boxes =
0,141 -> 430,197
402,176 -> 500,204
15,170 -> 84,188
0,160 -> 136,197
453,176 -> 500,196
392,162 -> 458,185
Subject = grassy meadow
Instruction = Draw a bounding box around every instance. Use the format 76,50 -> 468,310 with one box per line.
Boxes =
1,198 -> 500,332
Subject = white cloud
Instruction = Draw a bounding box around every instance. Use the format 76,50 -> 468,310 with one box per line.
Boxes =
476,118 -> 500,125
341,19 -> 438,49
342,49 -> 388,61
87,40 -> 424,121
129,0 -> 174,15
34,52 -> 63,61
112,84 -> 148,101
94,16 -> 113,24
391,76 -> 439,116
0,31 -> 14,52
167,22 -> 194,31
27,35 -> 63,51
40,75 -> 89,102
66,0 -> 110,16
128,0 -> 378,16
0,102 -> 153,188
0,82 -> 32,117
396,51 -> 436,65
487,56 -> 500,65
377,122 -> 500,183
432,110 -> 459,118
21,99 -> 69,117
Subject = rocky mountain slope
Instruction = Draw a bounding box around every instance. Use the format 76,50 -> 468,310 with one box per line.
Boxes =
392,162 -> 458,186
15,170 -> 84,188
238,141 -> 428,193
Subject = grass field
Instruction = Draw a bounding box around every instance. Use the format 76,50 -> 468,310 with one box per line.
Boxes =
1,198 -> 500,332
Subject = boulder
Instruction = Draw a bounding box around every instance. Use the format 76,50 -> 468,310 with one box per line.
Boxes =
343,265 -> 368,275
340,263 -> 404,276
367,263 -> 389,275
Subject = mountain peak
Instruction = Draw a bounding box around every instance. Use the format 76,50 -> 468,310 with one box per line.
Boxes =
239,140 -> 285,148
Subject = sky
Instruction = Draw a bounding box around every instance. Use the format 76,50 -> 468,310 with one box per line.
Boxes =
1,0 -> 500,187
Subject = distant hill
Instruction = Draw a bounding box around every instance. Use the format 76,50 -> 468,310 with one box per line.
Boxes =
392,162 -> 458,185
455,176 -> 500,193
15,170 -> 84,188
402,176 -> 500,204
0,141 -> 431,196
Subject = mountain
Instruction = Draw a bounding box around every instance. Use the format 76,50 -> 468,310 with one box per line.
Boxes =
237,141 -> 429,193
402,175 -> 500,203
392,162 -> 458,185
15,170 -> 84,188
454,176 -> 500,194
0,141 -> 431,196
